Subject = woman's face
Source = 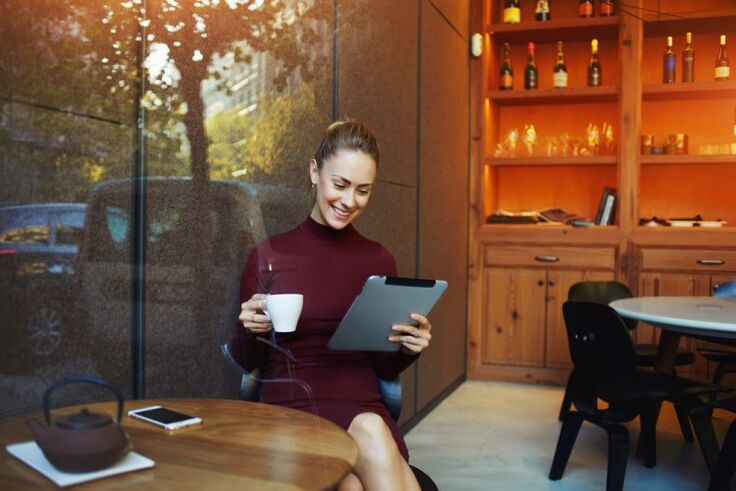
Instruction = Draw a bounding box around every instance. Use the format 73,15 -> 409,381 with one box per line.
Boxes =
309,149 -> 377,230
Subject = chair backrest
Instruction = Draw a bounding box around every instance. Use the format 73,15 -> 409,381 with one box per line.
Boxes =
220,342 -> 403,421
714,281 -> 736,298
568,281 -> 637,331
562,301 -> 638,412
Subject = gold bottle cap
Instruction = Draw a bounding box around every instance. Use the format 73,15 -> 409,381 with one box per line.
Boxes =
686,32 -> 692,44
721,34 -> 727,45
667,36 -> 673,46
591,39 -> 599,51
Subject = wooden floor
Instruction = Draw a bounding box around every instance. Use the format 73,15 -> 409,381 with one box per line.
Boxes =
405,380 -> 733,491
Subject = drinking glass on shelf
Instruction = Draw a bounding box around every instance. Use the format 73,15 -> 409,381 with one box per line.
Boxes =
545,137 -> 559,157
559,133 -> 570,156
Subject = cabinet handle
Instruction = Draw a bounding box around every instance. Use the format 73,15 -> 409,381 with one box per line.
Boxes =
548,280 -> 556,287
537,279 -> 545,286
534,256 -> 559,263
697,259 -> 725,266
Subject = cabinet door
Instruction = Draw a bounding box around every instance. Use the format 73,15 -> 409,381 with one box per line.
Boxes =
545,270 -> 614,369
638,272 -> 710,379
483,268 -> 545,367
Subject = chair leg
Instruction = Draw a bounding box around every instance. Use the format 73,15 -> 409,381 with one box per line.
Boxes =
708,420 -> 736,491
558,374 -> 573,422
603,422 -> 630,491
637,401 -> 661,468
549,412 -> 584,481
675,402 -> 695,442
690,403 -> 720,474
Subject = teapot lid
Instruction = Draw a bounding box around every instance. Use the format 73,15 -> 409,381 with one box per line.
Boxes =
56,408 -> 112,430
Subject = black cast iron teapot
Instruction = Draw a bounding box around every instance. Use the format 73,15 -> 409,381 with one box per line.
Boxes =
27,375 -> 130,473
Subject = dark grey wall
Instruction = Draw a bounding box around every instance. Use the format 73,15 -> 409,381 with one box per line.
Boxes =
338,0 -> 468,424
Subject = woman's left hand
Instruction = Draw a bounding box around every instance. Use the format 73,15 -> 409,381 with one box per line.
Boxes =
389,313 -> 432,355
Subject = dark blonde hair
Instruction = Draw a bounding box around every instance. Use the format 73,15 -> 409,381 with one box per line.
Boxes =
313,120 -> 380,168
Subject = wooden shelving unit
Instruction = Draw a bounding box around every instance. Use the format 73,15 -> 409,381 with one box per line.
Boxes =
641,154 -> 736,165
488,85 -> 618,105
642,81 -> 736,101
469,0 -> 736,386
488,156 -> 616,166
488,16 -> 619,43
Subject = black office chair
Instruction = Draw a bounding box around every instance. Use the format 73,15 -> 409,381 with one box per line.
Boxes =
549,302 -> 726,490
697,280 -> 736,399
690,397 -> 736,491
220,342 -> 438,491
560,280 -> 697,442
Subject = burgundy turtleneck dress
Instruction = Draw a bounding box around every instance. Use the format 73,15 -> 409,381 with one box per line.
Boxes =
230,216 -> 419,460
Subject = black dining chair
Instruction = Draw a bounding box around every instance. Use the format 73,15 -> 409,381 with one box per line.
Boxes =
690,397 -> 736,491
549,302 -> 726,490
559,280 -> 697,443
220,342 -> 438,491
697,280 -> 736,400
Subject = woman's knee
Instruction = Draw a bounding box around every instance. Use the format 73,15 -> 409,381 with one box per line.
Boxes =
348,412 -> 391,441
338,472 -> 364,491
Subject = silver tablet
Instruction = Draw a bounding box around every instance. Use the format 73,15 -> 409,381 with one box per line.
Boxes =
327,276 -> 448,351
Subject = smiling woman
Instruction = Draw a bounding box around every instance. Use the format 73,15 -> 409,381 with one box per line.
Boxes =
233,120 -> 430,491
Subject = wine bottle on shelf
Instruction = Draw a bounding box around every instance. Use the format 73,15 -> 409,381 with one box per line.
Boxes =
663,36 -> 676,84
535,0 -> 551,21
553,41 -> 568,88
579,0 -> 594,18
524,42 -> 538,89
503,0 -> 521,24
600,0 -> 615,16
588,39 -> 602,87
715,35 -> 730,81
682,32 -> 694,83
499,43 -> 514,90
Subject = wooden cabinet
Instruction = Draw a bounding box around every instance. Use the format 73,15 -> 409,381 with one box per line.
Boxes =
468,0 -> 736,384
474,245 -> 614,382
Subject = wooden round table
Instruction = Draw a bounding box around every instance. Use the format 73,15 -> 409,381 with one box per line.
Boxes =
0,398 -> 358,490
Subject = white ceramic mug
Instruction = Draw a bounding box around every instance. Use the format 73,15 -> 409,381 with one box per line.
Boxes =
265,294 -> 303,333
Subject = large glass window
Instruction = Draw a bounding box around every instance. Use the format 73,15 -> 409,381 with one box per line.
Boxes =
1,0 -> 333,416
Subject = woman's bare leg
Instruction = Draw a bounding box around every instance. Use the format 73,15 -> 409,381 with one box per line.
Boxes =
338,472 -> 364,491
347,412 -> 420,491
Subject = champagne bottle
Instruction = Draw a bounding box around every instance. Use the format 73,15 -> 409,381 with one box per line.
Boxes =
682,32 -> 694,83
588,39 -> 602,87
499,43 -> 514,90
535,0 -> 551,21
600,0 -> 615,16
553,41 -> 568,88
579,0 -> 594,18
503,0 -> 521,24
663,36 -> 676,84
524,42 -> 538,89
715,35 -> 730,81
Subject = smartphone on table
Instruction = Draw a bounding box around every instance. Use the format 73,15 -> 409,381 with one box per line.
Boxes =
128,406 -> 202,430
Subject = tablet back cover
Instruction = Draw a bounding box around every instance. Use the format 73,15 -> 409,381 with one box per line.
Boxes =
327,276 -> 447,351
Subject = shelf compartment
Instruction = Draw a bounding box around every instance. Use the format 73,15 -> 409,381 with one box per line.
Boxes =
487,16 -> 619,44
641,154 -> 736,165
642,81 -> 736,101
488,156 -> 616,166
488,85 -> 618,105
641,8 -> 736,36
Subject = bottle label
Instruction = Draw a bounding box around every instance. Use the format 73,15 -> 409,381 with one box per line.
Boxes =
503,7 -> 520,23
553,72 -> 568,87
535,0 -> 550,14
715,66 -> 731,79
665,57 -> 676,71
600,2 -> 615,16
589,72 -> 600,86
579,2 -> 593,17
501,73 -> 513,89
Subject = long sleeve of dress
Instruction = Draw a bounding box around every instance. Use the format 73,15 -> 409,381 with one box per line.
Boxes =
373,350 -> 420,380
230,247 -> 267,371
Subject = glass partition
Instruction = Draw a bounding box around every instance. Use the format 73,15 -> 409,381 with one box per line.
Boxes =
1,0 -> 333,417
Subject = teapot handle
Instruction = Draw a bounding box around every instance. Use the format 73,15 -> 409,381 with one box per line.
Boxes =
43,375 -> 125,425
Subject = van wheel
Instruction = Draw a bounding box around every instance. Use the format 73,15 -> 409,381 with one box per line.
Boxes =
26,302 -> 63,356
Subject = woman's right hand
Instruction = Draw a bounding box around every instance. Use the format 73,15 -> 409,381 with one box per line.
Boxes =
239,293 -> 273,334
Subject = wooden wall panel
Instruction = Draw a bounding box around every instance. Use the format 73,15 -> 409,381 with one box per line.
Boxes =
417,0 -> 469,410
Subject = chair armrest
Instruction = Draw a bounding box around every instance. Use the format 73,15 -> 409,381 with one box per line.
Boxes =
221,342 -> 262,402
378,377 -> 402,422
